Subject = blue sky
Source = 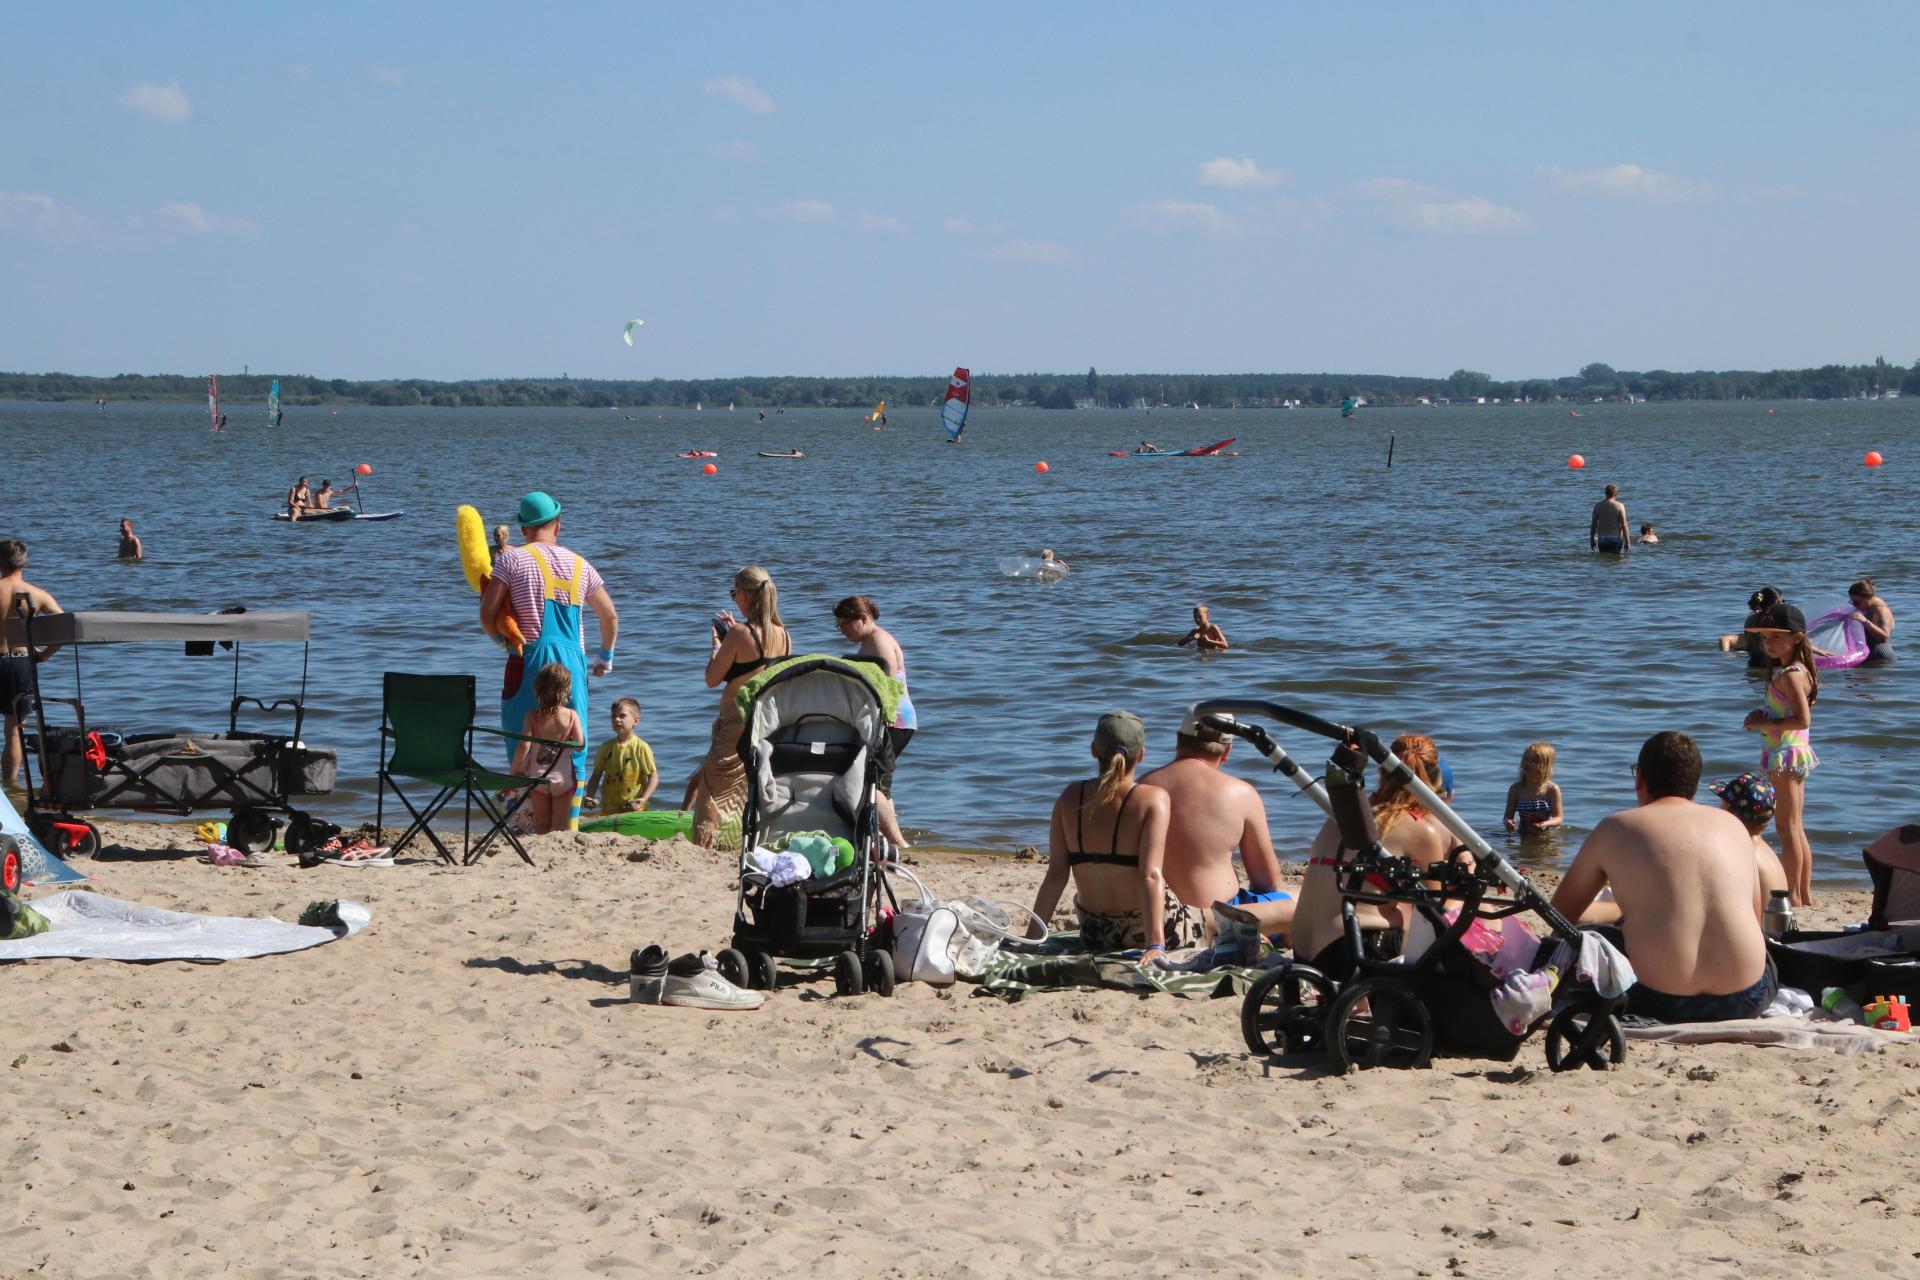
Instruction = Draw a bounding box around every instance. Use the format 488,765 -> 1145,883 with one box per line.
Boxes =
4,2 -> 1917,381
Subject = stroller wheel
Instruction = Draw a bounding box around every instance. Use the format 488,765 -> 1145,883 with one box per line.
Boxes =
748,950 -> 777,991
833,949 -> 864,997
715,948 -> 751,989
865,948 -> 896,997
1240,964 -> 1336,1057
1327,978 -> 1433,1072
1544,1004 -> 1628,1072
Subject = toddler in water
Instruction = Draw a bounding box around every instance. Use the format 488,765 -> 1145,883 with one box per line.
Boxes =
1503,742 -> 1563,833
511,662 -> 586,834
585,697 -> 658,814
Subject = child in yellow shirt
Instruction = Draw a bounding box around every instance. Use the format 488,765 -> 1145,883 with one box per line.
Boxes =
586,698 -> 658,813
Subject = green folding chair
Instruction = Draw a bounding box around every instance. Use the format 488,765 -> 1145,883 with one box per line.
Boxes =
376,672 -> 573,865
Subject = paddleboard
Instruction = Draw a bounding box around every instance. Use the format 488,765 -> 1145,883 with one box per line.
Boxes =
271,510 -> 405,523
757,451 -> 805,459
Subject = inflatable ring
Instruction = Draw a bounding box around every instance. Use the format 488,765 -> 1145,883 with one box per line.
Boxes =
456,504 -> 527,654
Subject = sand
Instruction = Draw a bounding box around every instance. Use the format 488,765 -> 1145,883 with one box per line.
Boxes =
7,822 -> 1919,1280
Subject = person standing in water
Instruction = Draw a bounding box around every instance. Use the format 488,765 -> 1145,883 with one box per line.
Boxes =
1848,578 -> 1895,663
0,540 -> 63,789
1177,604 -> 1228,652
1743,601 -> 1818,905
1589,484 -> 1630,554
116,519 -> 143,561
480,491 -> 618,784
833,595 -> 914,852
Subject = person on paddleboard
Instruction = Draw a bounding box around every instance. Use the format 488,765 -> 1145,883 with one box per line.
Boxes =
480,491 -> 619,780
285,476 -> 312,521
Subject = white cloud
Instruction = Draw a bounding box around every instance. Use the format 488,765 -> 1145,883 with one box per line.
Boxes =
944,217 -> 978,234
761,199 -> 835,223
286,64 -> 314,82
988,239 -> 1070,264
1536,163 -> 1714,204
1197,156 -> 1288,189
370,63 -> 406,89
1129,199 -> 1245,238
1738,183 -> 1805,203
704,75 -> 776,113
855,211 -> 908,234
155,201 -> 260,236
710,206 -> 739,222
1360,178 -> 1531,234
708,139 -> 760,161
0,192 -> 94,239
117,81 -> 191,124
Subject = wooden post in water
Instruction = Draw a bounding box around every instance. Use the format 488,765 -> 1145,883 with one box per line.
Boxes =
1387,432 -> 1396,468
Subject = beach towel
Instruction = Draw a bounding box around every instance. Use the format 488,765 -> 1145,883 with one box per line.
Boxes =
0,891 -> 369,963
1622,1016 -> 1907,1057
971,932 -> 1265,1001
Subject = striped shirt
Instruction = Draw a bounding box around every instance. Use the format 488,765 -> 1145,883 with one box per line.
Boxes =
494,543 -> 604,652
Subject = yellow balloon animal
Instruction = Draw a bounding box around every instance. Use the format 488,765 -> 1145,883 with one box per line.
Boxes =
456,505 -> 526,654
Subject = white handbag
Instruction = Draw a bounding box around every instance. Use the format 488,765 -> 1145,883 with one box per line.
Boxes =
889,868 -> 1046,985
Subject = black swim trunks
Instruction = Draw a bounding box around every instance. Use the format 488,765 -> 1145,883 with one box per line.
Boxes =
0,653 -> 35,720
1626,955 -> 1777,1024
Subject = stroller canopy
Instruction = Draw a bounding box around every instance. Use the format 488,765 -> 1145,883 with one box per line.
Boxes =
736,656 -> 898,846
737,655 -> 899,753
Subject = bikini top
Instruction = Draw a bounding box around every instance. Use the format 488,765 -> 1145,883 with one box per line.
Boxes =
1068,781 -> 1143,868
723,623 -> 789,682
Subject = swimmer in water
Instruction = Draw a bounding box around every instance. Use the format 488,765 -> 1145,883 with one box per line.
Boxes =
491,524 -> 512,557
1177,604 -> 1228,652
116,518 -> 142,561
1637,523 -> 1659,545
1038,549 -> 1070,579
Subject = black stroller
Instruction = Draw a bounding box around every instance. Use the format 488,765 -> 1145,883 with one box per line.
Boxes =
716,656 -> 899,997
1193,699 -> 1628,1073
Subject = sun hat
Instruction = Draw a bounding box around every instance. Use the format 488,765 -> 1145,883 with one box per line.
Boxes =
1746,601 -> 1806,634
1093,710 -> 1145,760
516,491 -> 562,527
1709,771 -> 1776,825
1177,705 -> 1229,742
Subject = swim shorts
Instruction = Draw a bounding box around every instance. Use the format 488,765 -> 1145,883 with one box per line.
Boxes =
1594,536 -> 1625,554
0,654 -> 35,719
1626,956 -> 1777,1024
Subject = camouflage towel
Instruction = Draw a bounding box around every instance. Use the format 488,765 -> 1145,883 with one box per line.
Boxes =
971,932 -> 1265,1002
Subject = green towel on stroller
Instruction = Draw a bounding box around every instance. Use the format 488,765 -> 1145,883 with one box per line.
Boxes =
971,931 -> 1266,1002
734,654 -> 905,723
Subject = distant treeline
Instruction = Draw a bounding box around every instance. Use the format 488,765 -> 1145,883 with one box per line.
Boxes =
5,358 -> 1918,410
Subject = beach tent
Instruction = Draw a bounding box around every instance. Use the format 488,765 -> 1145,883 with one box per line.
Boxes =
1,788 -> 87,887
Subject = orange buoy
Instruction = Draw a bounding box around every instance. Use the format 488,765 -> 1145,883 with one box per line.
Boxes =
702,462 -> 718,475
1568,454 -> 1586,469
1865,451 -> 1884,467
1035,461 -> 1050,474
355,462 -> 373,476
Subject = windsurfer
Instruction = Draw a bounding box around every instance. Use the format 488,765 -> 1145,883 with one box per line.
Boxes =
1136,441 -> 1162,454
1589,483 -> 1630,554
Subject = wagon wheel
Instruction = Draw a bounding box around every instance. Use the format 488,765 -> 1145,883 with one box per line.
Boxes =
1544,1004 -> 1628,1072
1240,964 -> 1336,1057
1326,978 -> 1434,1072
1,836 -> 21,892
73,821 -> 102,859
226,810 -> 276,855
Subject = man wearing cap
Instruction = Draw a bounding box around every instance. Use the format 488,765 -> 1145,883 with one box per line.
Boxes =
479,492 -> 619,780
1589,483 -> 1630,554
1140,709 -> 1293,940
1710,771 -> 1791,911
1552,731 -> 1774,1022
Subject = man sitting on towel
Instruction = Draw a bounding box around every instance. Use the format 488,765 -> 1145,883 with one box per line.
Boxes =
1552,731 -> 1775,1022
1140,709 -> 1293,943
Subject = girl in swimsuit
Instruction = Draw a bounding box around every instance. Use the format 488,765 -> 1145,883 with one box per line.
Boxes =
1026,711 -> 1181,958
1503,741 -> 1564,834
1743,602 -> 1819,906
510,662 -> 586,835
687,565 -> 791,847
833,595 -> 913,851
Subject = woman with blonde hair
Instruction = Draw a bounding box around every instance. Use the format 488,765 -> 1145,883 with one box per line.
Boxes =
1027,711 -> 1183,957
687,565 -> 791,847
1288,732 -> 1457,980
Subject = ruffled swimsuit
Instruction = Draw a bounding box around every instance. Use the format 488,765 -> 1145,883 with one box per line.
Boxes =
1760,663 -> 1818,778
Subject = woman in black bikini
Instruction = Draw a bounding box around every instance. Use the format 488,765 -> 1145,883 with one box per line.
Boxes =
1027,711 -> 1185,957
687,565 -> 791,847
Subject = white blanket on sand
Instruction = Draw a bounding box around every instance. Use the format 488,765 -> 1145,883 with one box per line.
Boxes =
1625,1017 -> 1907,1056
0,891 -> 370,962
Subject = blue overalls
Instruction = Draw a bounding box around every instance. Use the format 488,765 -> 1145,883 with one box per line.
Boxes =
501,545 -> 590,778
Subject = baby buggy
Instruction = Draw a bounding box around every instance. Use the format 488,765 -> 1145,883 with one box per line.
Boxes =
716,656 -> 899,998
1192,699 -> 1628,1073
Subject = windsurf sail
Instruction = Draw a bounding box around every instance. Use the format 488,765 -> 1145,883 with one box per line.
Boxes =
1340,395 -> 1358,418
1808,604 -> 1870,670
865,400 -> 887,425
267,379 -> 281,427
208,375 -> 220,431
940,369 -> 969,443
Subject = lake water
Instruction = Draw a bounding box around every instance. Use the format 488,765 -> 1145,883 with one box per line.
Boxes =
4,397 -> 1912,884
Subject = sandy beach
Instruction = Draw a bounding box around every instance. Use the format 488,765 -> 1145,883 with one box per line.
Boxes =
6,822 -> 1917,1279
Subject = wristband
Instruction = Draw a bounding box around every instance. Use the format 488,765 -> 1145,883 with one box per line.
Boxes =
596,647 -> 615,665
1143,943 -> 1166,953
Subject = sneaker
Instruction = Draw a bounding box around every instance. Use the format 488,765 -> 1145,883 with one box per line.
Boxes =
661,952 -> 765,1011
630,944 -> 669,1005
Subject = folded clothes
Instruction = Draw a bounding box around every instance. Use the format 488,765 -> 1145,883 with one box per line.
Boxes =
745,848 -> 811,887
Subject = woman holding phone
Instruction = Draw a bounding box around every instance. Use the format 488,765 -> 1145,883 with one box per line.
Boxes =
686,565 -> 791,847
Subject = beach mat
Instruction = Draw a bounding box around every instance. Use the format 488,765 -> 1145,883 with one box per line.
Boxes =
0,891 -> 369,963
1624,1015 -> 1906,1057
0,789 -> 87,885
972,933 -> 1264,1001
